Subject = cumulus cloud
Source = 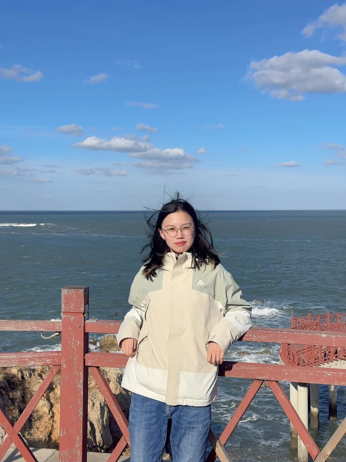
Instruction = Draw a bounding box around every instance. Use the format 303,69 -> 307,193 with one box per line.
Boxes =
247,50 -> 346,101
0,145 -> 22,164
84,73 -> 108,84
57,124 -> 84,136
271,161 -> 302,168
125,102 -> 159,109
324,160 -> 344,166
72,167 -> 95,176
302,4 -> 346,42
97,168 -> 128,177
321,142 -> 345,150
73,135 -> 152,152
112,126 -> 124,131
197,147 -> 207,154
24,178 -> 53,184
0,64 -> 43,82
136,124 -> 158,133
116,59 -> 140,69
204,124 -> 226,129
337,150 -> 346,159
130,148 -> 199,173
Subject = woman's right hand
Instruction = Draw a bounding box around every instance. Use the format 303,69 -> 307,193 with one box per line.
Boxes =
121,338 -> 137,357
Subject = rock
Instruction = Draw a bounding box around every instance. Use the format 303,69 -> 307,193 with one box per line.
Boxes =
261,350 -> 271,355
257,299 -> 265,303
0,365 -> 131,454
100,335 -> 121,352
237,351 -> 251,356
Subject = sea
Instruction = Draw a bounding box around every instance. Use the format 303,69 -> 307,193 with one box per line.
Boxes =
1,210 -> 345,461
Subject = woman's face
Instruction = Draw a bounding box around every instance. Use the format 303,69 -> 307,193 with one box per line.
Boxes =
159,211 -> 196,255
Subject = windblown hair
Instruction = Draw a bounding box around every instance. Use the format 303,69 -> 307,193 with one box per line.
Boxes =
141,193 -> 220,280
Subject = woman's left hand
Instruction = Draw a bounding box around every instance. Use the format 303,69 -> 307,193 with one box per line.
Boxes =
207,342 -> 224,366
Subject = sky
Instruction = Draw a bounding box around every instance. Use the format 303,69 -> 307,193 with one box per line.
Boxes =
0,0 -> 345,211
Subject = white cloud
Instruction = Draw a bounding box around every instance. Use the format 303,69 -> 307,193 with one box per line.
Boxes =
337,150 -> 346,159
0,145 -> 22,164
72,167 -> 95,176
242,146 -> 250,152
97,168 -> 128,177
84,73 -> 108,84
0,156 -> 22,164
321,142 -> 345,150
302,4 -> 346,42
136,124 -> 158,133
271,161 -> 302,168
112,126 -> 124,131
324,160 -> 344,166
130,148 -> 199,173
43,163 -> 61,168
125,102 -> 159,109
0,145 -> 12,154
247,50 -> 346,101
24,178 -> 53,184
204,124 -> 226,129
0,64 -> 43,82
57,124 -> 84,136
197,147 -> 207,154
73,135 -> 152,152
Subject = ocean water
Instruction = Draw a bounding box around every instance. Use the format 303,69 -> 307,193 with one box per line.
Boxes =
1,210 -> 346,461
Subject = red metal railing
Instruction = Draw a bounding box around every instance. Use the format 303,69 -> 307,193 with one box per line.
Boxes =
1,288 -> 346,462
280,312 -> 346,367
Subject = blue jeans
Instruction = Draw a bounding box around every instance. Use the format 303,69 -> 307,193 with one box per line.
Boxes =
129,392 -> 211,462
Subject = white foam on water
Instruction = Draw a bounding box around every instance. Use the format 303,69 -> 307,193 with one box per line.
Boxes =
0,223 -> 37,227
252,306 -> 281,316
0,223 -> 56,227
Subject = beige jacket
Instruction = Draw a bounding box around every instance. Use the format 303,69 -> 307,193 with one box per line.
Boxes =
118,252 -> 252,406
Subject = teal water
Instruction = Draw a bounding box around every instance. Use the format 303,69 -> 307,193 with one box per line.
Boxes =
1,211 -> 346,461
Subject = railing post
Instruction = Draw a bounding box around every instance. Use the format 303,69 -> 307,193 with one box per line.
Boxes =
310,384 -> 319,428
60,286 -> 89,462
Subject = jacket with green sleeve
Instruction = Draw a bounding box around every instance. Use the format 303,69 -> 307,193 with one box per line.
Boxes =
117,251 -> 252,407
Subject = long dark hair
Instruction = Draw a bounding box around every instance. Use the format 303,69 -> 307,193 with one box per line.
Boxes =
141,193 -> 220,279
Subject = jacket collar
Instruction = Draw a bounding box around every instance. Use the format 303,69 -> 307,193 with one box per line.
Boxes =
163,251 -> 195,270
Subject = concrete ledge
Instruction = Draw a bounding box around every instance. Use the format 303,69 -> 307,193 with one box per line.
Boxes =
2,445 -> 130,462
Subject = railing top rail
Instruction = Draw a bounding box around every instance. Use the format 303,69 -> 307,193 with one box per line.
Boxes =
0,320 -> 61,332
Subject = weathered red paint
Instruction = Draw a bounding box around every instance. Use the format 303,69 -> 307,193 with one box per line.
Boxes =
1,287 -> 346,462
59,287 -> 89,462
85,320 -> 122,334
85,351 -> 129,368
0,352 -> 61,367
268,380 -> 319,459
220,361 -> 346,385
0,406 -> 37,462
0,320 -> 61,332
0,366 -> 60,460
206,380 -> 263,462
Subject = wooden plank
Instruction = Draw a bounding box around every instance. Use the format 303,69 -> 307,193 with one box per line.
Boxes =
0,320 -> 61,332
219,361 -> 346,386
106,436 -> 128,462
267,381 -> 320,459
315,416 -> 346,462
208,427 -> 231,462
241,327 -> 346,348
0,352 -> 61,367
85,352 -> 129,368
0,407 -> 37,462
0,366 -> 60,460
59,287 -> 88,462
85,320 -> 122,334
206,380 -> 263,462
89,367 -> 130,444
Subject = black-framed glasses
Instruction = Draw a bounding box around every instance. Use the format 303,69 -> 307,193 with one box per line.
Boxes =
161,224 -> 195,237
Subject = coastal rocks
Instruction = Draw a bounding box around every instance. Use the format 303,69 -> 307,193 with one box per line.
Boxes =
0,365 -> 131,453
100,334 -> 121,352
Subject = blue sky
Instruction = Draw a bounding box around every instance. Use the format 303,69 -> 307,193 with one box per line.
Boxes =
1,1 -> 345,210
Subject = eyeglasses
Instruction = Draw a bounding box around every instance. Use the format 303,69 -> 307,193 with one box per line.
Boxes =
161,224 -> 195,237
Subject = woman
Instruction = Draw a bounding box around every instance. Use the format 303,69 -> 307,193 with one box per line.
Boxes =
118,194 -> 252,462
